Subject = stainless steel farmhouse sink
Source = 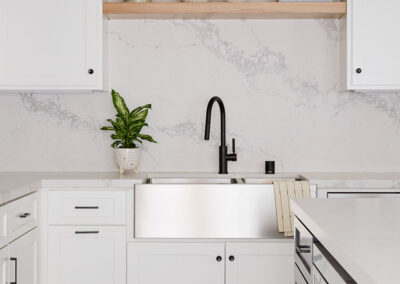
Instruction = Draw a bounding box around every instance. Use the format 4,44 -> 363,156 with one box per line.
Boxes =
134,180 -> 282,239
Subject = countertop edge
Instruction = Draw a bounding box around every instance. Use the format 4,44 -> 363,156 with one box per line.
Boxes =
291,199 -> 377,284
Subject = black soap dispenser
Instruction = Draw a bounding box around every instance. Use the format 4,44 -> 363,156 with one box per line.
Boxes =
265,161 -> 275,175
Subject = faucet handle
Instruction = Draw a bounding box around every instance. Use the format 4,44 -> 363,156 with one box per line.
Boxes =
227,138 -> 237,162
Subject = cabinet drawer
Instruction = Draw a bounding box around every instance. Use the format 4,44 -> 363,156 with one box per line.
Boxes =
6,193 -> 38,243
48,226 -> 126,284
48,191 -> 126,225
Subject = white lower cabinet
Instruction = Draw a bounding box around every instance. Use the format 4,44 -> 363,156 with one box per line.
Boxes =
0,228 -> 38,284
0,246 -> 6,284
48,226 -> 126,284
127,242 -> 293,284
8,229 -> 38,284
226,242 -> 294,284
127,243 -> 225,284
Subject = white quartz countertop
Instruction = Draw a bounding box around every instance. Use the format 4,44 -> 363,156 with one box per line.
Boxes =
303,172 -> 400,189
291,198 -> 400,284
1,171 -> 400,206
0,171 -> 297,205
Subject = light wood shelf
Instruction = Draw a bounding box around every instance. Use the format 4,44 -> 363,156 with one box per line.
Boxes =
103,2 -> 346,19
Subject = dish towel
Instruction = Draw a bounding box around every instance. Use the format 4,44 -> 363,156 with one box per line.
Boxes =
274,180 -> 310,237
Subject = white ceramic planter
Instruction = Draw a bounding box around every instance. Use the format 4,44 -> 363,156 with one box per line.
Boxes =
115,148 -> 141,174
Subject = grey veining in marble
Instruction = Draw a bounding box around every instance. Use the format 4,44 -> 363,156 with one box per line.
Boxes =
1,19 -> 400,172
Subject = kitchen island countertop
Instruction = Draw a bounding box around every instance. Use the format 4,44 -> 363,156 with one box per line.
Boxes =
292,198 -> 400,284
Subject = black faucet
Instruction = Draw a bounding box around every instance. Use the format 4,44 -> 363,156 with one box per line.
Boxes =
204,96 -> 237,174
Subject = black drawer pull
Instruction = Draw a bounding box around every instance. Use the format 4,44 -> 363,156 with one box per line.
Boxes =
74,206 -> 99,209
75,231 -> 99,234
18,213 -> 31,218
296,245 -> 311,254
10,257 -> 17,284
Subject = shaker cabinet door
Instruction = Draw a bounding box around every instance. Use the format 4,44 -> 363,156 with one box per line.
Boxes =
348,0 -> 400,89
48,226 -> 126,284
225,242 -> 294,284
0,245 -> 7,284
7,229 -> 38,284
0,0 -> 102,90
127,242 -> 225,284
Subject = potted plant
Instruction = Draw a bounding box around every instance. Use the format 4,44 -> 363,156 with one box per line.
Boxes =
101,90 -> 156,174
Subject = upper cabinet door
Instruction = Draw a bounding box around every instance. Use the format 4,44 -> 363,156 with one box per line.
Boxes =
0,0 -> 102,91
348,0 -> 400,89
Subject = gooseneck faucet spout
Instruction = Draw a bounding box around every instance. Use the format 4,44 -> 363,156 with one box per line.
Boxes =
204,96 -> 237,174
204,97 -> 226,145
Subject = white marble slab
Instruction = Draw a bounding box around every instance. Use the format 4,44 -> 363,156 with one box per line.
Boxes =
291,198 -> 400,284
1,20 -> 400,174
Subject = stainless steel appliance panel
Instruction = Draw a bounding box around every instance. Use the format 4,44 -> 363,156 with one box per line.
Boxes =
312,265 -> 327,284
295,263 -> 308,284
294,217 -> 313,283
313,243 -> 356,284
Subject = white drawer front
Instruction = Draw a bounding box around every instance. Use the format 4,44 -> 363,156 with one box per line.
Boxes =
6,193 -> 38,242
48,226 -> 126,284
48,191 -> 126,225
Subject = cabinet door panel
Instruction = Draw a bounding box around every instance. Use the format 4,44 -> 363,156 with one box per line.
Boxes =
48,226 -> 126,284
8,229 -> 38,284
226,242 -> 294,284
0,0 -> 101,90
128,242 -> 225,284
351,0 -> 400,87
0,246 -> 7,284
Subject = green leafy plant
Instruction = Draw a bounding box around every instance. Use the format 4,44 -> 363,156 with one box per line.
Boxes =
101,90 -> 157,149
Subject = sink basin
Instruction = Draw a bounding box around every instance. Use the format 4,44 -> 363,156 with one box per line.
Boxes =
134,183 -> 281,239
147,178 -> 243,184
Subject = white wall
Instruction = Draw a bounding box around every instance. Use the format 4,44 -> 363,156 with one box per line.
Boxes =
1,19 -> 400,173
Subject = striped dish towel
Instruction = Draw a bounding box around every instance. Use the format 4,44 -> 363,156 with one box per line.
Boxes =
274,180 -> 310,237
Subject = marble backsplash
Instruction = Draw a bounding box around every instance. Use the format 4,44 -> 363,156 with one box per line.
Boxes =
1,19 -> 400,173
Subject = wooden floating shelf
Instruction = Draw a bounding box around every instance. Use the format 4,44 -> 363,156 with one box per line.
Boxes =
103,2 -> 346,19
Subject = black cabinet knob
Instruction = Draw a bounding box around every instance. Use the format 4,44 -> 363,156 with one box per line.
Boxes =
229,255 -> 235,262
216,256 -> 222,262
88,69 -> 94,75
356,68 -> 362,74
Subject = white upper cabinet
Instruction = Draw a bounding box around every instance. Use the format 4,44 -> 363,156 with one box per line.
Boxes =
344,0 -> 400,90
0,0 -> 102,91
